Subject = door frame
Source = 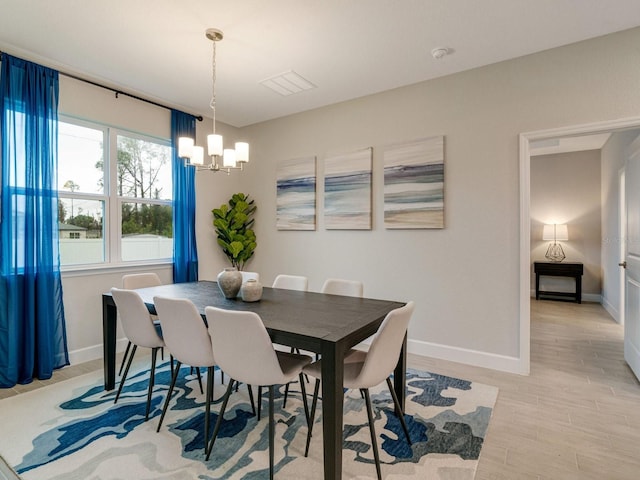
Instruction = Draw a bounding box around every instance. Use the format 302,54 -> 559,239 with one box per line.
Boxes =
519,116 -> 640,375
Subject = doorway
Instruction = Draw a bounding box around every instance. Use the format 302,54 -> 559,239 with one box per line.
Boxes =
519,117 -> 640,375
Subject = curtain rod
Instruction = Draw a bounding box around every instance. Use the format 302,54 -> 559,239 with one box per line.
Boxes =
0,51 -> 203,121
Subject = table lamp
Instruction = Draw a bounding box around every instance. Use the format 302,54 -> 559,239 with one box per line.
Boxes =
542,224 -> 568,262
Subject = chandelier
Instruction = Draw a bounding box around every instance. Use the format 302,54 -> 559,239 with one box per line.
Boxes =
178,28 -> 249,173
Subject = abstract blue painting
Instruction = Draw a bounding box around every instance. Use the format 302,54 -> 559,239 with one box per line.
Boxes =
383,136 -> 444,229
324,147 -> 372,230
277,156 -> 316,230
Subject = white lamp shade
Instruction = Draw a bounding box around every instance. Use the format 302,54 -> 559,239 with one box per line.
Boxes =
235,142 -> 249,163
178,137 -> 194,158
223,148 -> 236,168
190,146 -> 204,166
207,134 -> 223,157
542,224 -> 568,241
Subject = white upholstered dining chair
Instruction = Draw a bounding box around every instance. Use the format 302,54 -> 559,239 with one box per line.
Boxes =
303,301 -> 415,480
272,274 -> 308,291
119,273 -> 163,377
204,306 -> 311,479
321,278 -> 364,297
111,287 -> 166,421
153,296 -> 219,450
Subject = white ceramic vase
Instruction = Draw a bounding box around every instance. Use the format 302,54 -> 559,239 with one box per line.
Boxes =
240,278 -> 263,302
217,267 -> 242,299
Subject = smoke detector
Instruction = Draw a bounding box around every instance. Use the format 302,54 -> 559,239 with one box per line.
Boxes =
431,47 -> 451,60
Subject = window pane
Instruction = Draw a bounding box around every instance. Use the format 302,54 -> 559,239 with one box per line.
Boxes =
117,136 -> 172,201
59,122 -> 104,194
121,202 -> 173,262
58,198 -> 105,265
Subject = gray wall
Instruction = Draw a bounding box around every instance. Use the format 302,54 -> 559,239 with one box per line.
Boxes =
530,150 -> 602,299
49,26 -> 640,373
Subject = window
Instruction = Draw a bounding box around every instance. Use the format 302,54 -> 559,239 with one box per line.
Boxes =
58,118 -> 173,266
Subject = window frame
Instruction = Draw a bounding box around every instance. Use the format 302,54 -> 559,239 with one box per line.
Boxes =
58,115 -> 173,271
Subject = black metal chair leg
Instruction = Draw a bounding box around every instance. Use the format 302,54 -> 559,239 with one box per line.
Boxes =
157,360 -> 182,432
269,385 -> 275,480
386,377 -> 412,445
115,344 -> 137,404
205,366 -> 215,449
363,389 -> 382,480
118,341 -> 131,376
247,384 -> 256,416
304,379 -> 320,457
298,373 -> 310,426
145,347 -> 159,420
283,381 -> 289,408
257,386 -> 263,421
206,379 -> 236,460
195,368 -> 204,394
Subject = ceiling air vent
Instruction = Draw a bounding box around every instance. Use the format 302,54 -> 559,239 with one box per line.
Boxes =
260,70 -> 317,96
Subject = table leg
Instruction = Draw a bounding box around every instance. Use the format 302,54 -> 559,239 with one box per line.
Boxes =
102,296 -> 117,391
576,275 -> 582,304
321,342 -> 345,480
535,273 -> 540,300
393,333 -> 407,414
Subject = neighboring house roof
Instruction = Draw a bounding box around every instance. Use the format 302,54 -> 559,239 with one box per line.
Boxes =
58,222 -> 87,231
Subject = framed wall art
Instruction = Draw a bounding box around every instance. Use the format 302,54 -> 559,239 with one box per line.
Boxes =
324,147 -> 372,230
276,156 -> 317,230
383,136 -> 444,229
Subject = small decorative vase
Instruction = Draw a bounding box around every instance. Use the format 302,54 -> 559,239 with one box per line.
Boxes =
240,279 -> 263,302
217,267 -> 242,299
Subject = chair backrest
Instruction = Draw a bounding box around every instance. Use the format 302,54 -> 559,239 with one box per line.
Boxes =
205,306 -> 286,386
122,272 -> 162,289
272,274 -> 308,291
355,301 -> 415,389
241,271 -> 260,283
321,278 -> 363,297
110,288 -> 164,349
154,296 -> 215,368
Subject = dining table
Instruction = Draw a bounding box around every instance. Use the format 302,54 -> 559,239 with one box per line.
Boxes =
102,280 -> 407,480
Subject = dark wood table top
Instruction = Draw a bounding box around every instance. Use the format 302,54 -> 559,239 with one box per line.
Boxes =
104,281 -> 405,352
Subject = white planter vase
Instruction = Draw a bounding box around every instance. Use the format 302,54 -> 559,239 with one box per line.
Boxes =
240,279 -> 263,302
217,267 -> 242,299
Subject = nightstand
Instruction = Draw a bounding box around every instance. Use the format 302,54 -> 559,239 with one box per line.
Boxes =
534,261 -> 584,304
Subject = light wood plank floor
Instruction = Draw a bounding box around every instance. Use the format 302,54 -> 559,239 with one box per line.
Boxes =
2,299 -> 639,479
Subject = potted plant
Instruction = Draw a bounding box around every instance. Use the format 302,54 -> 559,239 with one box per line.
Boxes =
212,193 -> 257,271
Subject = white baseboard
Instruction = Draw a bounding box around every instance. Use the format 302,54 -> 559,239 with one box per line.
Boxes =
601,296 -> 621,323
407,338 -> 526,375
68,338 -> 129,365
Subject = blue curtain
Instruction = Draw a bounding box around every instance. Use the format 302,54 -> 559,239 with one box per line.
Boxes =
0,54 -> 69,387
171,110 -> 198,283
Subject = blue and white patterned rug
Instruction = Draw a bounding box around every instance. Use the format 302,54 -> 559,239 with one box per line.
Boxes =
0,363 -> 497,479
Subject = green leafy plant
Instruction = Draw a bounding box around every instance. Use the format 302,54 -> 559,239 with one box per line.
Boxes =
212,193 -> 257,270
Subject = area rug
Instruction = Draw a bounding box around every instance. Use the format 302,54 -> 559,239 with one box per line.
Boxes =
0,363 -> 498,479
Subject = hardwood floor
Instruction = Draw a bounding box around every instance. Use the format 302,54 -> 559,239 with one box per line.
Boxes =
410,299 -> 640,479
2,299 -> 639,478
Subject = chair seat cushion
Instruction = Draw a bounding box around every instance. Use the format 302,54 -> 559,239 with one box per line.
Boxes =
275,351 -> 312,383
304,348 -> 371,389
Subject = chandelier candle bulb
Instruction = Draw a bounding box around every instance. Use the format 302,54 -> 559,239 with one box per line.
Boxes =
178,137 -> 194,158
235,142 -> 249,163
223,148 -> 236,168
207,134 -> 223,157
191,146 -> 204,166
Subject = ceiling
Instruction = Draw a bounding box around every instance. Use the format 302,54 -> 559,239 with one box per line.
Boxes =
530,133 -> 613,156
1,1 -> 640,127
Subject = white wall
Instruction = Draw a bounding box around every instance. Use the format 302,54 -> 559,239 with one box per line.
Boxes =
210,27 -> 640,373
601,130 -> 640,321
52,27 -> 640,373
530,150 -> 602,300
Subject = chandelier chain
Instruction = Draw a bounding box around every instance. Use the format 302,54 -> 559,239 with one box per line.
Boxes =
210,38 -> 217,135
